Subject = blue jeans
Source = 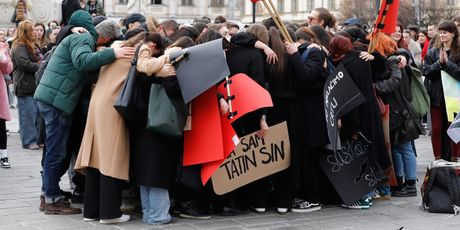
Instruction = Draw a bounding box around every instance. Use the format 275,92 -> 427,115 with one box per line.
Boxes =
17,96 -> 38,147
392,141 -> 417,180
139,186 -> 171,225
37,101 -> 72,201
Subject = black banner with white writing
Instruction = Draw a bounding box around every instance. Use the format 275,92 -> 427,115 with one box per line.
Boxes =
323,64 -> 366,153
319,133 -> 387,205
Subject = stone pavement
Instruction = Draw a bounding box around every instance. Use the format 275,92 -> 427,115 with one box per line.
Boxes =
1,108 -> 460,230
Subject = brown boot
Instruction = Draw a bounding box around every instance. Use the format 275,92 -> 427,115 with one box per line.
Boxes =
39,195 -> 45,211
44,199 -> 81,215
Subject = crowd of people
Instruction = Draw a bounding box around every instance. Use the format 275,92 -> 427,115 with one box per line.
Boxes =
0,0 -> 459,226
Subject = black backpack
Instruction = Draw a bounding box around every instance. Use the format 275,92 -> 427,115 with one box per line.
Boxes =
421,166 -> 460,215
35,46 -> 55,85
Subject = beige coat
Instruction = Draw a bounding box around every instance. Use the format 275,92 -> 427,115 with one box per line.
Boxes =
75,44 -> 169,180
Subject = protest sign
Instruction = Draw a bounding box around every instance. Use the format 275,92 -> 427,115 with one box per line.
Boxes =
441,70 -> 460,122
323,64 -> 366,153
320,133 -> 387,205
212,122 -> 290,195
170,38 -> 230,103
448,114 -> 460,144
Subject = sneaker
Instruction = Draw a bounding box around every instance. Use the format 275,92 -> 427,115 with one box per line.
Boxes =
39,195 -> 45,211
84,217 -> 98,222
366,197 -> 373,207
252,207 -> 266,213
341,199 -> 370,209
276,208 -> 288,214
179,201 -> 211,220
44,199 -> 82,215
392,184 -> 417,197
100,214 -> 130,224
291,199 -> 321,213
120,200 -> 135,212
1,157 -> 10,168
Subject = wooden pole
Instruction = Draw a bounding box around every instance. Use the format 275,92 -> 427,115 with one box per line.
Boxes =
225,77 -> 234,119
266,0 -> 293,43
261,0 -> 293,43
368,1 -> 391,53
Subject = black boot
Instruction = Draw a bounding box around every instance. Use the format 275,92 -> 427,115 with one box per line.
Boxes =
391,177 -> 404,192
392,179 -> 417,197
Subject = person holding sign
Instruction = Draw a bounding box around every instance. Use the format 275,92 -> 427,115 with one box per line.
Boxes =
329,35 -> 390,208
423,21 -> 460,163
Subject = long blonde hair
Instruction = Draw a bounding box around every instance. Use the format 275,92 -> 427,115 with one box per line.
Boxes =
12,20 -> 37,58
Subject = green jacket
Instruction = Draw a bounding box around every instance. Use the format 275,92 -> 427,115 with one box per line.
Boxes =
34,10 -> 115,115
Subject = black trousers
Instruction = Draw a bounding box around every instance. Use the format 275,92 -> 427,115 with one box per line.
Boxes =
84,167 -> 123,219
0,119 -> 6,149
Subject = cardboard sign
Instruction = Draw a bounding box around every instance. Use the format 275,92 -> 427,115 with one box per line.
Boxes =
320,133 -> 387,205
171,38 -> 231,103
324,64 -> 366,153
212,122 -> 290,195
441,70 -> 460,122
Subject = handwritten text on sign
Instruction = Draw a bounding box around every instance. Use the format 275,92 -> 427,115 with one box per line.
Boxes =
323,64 -> 366,153
320,135 -> 387,205
212,122 -> 291,195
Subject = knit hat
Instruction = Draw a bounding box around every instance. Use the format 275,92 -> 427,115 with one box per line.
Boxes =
124,13 -> 146,28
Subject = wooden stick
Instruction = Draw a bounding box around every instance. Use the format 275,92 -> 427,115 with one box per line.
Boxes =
368,1 -> 391,53
266,0 -> 294,43
261,0 -> 292,43
225,76 -> 234,119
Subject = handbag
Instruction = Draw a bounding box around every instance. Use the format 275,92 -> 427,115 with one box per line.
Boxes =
113,45 -> 142,120
421,161 -> 460,215
409,66 -> 430,117
146,83 -> 188,137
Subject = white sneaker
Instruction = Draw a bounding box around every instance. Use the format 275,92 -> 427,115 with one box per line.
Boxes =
83,217 -> 98,222
100,214 -> 130,224
252,207 -> 266,213
277,208 -> 288,214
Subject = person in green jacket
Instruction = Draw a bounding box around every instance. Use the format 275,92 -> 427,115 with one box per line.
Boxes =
34,10 -> 134,216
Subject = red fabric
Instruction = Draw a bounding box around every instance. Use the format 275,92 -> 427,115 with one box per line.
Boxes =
216,73 -> 273,121
250,0 -> 260,3
430,105 -> 460,160
421,39 -> 430,61
183,88 -> 224,166
184,73 -> 274,184
375,0 -> 400,35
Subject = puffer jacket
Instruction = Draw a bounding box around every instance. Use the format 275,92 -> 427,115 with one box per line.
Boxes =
423,47 -> 460,107
34,10 -> 115,115
11,45 -> 39,96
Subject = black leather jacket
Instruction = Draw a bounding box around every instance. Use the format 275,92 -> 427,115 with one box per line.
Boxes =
423,47 -> 460,107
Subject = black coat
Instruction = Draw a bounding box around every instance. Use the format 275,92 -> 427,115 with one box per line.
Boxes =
11,45 -> 39,96
289,44 -> 329,148
423,47 -> 460,107
130,76 -> 181,189
339,51 -> 391,170
226,44 -> 265,136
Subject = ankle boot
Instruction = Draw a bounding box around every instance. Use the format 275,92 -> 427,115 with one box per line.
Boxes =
391,177 -> 404,192
392,179 -> 417,197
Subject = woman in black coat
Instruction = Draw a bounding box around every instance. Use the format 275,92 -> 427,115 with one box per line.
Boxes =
329,35 -> 390,207
285,27 -> 329,212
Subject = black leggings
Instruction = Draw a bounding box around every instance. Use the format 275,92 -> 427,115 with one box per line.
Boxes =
0,119 -> 6,149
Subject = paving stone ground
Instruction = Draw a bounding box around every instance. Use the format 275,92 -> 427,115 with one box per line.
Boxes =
1,108 -> 460,230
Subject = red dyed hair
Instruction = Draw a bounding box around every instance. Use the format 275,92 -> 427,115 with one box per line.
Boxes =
367,32 -> 397,57
329,35 -> 352,62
